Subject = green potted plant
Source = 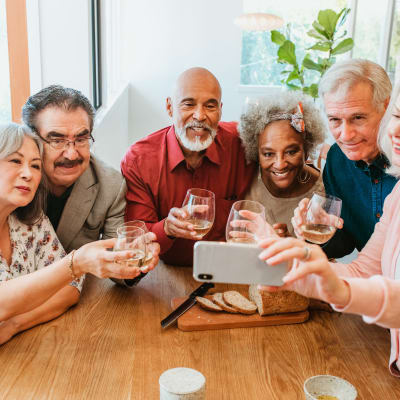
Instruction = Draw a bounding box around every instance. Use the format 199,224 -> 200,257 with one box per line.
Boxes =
271,8 -> 354,98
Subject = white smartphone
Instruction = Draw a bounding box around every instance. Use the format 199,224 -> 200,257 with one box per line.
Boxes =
193,241 -> 288,286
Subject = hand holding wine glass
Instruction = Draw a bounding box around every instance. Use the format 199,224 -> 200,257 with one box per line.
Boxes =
226,200 -> 266,244
113,226 -> 147,272
164,188 -> 215,240
183,188 -> 215,239
116,221 -> 160,272
300,193 -> 342,244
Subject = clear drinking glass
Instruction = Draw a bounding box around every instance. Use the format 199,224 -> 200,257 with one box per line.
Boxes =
182,188 -> 215,239
113,226 -> 147,271
117,221 -> 154,268
301,192 -> 342,244
226,200 -> 266,244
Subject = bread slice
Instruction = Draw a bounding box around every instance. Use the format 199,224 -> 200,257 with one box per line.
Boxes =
211,293 -> 238,314
196,296 -> 222,312
223,291 -> 257,315
249,285 -> 309,316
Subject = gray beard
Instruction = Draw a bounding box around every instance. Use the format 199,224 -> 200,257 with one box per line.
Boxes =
175,123 -> 217,152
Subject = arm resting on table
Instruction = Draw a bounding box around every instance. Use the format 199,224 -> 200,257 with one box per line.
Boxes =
0,285 -> 79,344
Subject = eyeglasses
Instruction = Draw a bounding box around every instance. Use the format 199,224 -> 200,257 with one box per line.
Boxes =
40,135 -> 95,150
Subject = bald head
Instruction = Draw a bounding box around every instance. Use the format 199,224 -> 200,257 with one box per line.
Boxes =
167,67 -> 222,153
172,67 -> 222,103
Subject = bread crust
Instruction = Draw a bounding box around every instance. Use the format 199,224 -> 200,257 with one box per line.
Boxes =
223,291 -> 257,315
196,296 -> 223,312
211,293 -> 238,313
249,285 -> 309,316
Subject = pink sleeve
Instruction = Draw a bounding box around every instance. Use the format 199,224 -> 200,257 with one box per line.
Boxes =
332,185 -> 397,279
332,276 -> 400,329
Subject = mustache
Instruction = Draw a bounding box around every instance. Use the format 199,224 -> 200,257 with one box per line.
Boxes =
184,121 -> 212,132
54,158 -> 84,168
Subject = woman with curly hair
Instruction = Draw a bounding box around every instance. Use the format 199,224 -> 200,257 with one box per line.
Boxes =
238,90 -> 327,236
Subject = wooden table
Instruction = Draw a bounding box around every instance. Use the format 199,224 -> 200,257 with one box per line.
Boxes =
1,262 -> 400,399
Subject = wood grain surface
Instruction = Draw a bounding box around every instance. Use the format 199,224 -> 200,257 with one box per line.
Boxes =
1,262 -> 400,399
172,297 -> 309,331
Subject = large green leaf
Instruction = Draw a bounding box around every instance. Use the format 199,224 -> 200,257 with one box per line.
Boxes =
318,9 -> 339,38
286,70 -> 301,83
307,29 -> 327,40
303,84 -> 319,98
312,21 -> 330,39
307,42 -> 331,52
277,40 -> 297,66
271,30 -> 286,46
303,57 -> 323,72
286,83 -> 302,91
331,38 -> 354,55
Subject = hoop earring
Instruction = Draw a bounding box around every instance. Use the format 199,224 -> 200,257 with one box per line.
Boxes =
298,168 -> 311,184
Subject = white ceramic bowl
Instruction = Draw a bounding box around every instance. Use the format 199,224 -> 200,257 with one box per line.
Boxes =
304,375 -> 357,400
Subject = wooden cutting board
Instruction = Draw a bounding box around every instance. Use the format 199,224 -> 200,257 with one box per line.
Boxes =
171,297 -> 309,332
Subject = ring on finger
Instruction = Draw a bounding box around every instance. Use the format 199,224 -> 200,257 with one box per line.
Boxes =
302,246 -> 311,261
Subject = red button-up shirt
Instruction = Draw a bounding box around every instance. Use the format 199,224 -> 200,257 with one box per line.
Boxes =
121,122 -> 256,266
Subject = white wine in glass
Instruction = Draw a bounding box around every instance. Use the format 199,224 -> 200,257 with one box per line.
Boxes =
301,193 -> 342,245
114,226 -> 147,270
226,200 -> 266,244
182,188 -> 215,239
117,221 -> 153,268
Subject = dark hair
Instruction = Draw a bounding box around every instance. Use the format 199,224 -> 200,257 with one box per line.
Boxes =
22,85 -> 95,133
0,123 -> 47,225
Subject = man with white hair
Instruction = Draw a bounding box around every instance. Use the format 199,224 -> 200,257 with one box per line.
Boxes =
294,59 -> 398,258
121,67 -> 256,265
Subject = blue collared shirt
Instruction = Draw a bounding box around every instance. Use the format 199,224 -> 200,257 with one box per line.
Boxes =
322,143 -> 398,258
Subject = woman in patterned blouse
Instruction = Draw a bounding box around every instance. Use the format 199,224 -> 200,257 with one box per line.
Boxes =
0,123 -> 152,339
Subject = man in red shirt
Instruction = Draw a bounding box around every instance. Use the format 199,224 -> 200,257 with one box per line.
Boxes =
121,67 -> 256,265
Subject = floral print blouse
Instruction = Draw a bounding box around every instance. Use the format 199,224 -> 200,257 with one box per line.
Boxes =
0,213 -> 84,291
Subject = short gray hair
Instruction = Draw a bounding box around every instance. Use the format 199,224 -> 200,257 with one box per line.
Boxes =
22,85 -> 95,133
238,90 -> 327,163
319,59 -> 392,112
0,123 -> 47,224
379,82 -> 400,178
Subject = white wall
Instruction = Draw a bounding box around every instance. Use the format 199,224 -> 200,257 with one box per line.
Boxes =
93,84 -> 129,170
123,0 -> 246,144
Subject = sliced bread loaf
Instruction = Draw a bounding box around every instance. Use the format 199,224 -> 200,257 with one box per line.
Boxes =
212,293 -> 238,314
196,296 -> 222,312
223,291 -> 257,315
249,285 -> 309,316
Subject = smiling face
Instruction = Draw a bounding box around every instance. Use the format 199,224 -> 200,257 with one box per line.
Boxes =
167,68 -> 222,152
0,137 -> 42,212
387,92 -> 400,167
258,120 -> 306,196
324,82 -> 387,163
35,106 -> 91,195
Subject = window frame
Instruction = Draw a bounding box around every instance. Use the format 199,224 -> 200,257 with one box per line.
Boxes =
5,0 -> 30,122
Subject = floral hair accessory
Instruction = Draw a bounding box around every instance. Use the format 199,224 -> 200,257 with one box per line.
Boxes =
268,102 -> 305,134
290,102 -> 305,133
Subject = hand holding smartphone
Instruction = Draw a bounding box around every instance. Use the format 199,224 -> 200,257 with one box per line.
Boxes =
193,241 -> 288,286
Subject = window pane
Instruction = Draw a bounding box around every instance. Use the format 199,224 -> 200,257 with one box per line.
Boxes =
240,0 -> 348,86
388,0 -> 400,82
0,0 -> 11,123
352,1 -> 389,63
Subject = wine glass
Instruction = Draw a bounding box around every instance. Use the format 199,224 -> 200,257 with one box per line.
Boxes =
117,220 -> 154,268
113,226 -> 147,271
226,200 -> 266,244
301,192 -> 342,244
182,188 -> 215,239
